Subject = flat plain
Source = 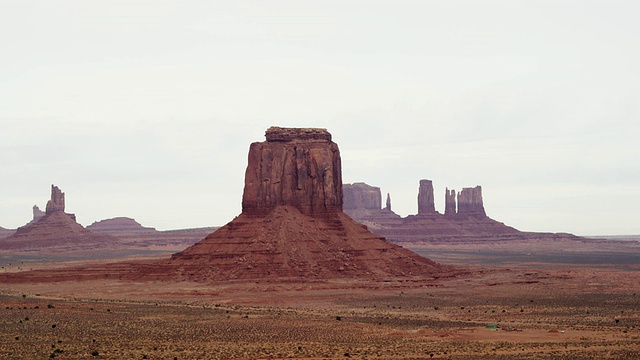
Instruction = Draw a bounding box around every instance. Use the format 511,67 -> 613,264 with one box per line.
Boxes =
1,240 -> 639,360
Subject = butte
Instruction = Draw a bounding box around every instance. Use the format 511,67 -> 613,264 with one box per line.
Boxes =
165,127 -> 444,281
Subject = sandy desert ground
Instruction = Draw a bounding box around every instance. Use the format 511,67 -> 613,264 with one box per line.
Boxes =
1,241 -> 639,360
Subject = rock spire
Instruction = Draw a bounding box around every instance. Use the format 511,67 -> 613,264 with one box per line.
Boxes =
45,185 -> 65,214
417,179 -> 436,215
444,188 -> 456,217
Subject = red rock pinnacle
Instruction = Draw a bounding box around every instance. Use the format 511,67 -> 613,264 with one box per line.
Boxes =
417,179 -> 436,215
45,185 -> 65,214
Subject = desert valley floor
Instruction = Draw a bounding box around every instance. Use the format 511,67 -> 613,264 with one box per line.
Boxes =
1,239 -> 639,360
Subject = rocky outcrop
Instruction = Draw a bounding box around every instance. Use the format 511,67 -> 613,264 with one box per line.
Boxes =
32,205 -> 45,223
242,127 -> 343,218
170,127 -> 444,280
343,182 -> 382,211
0,185 -> 116,251
444,188 -> 456,217
385,193 -> 392,211
457,186 -> 486,219
417,179 -> 436,215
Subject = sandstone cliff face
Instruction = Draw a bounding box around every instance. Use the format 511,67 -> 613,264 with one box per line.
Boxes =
242,127 -> 343,218
457,186 -> 486,218
417,179 -> 436,215
343,182 -> 382,211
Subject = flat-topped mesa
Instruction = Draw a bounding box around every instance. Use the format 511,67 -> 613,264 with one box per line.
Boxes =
242,127 -> 342,217
417,179 -> 436,215
444,188 -> 456,217
457,186 -> 486,218
45,185 -> 65,214
265,126 -> 332,142
343,183 -> 381,211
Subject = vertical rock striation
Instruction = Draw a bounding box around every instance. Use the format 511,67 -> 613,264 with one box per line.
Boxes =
417,179 -> 436,215
242,127 -> 343,218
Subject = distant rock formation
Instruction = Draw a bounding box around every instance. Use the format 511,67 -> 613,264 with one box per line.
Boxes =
342,183 -> 404,230
0,185 -> 116,251
45,185 -> 65,214
344,182 -> 382,211
170,127 -> 444,280
444,188 -> 456,217
87,217 -> 157,235
344,181 -> 520,244
417,179 -> 436,215
457,186 -> 486,219
242,126 -> 343,218
32,205 -> 45,223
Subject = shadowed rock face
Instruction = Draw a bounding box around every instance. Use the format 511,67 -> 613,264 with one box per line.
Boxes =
242,127 -> 343,218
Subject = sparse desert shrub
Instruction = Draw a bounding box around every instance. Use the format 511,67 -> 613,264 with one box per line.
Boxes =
91,350 -> 99,356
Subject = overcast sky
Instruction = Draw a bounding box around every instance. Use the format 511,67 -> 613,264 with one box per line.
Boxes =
1,1 -> 639,235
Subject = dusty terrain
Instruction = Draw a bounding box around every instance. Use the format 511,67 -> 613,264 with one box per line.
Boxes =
1,240 -> 639,360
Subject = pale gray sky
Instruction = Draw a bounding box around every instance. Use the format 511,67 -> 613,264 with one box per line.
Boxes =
1,1 -> 639,235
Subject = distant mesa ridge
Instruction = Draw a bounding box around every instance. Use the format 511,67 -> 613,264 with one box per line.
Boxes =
87,217 -> 157,235
343,179 -> 520,241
